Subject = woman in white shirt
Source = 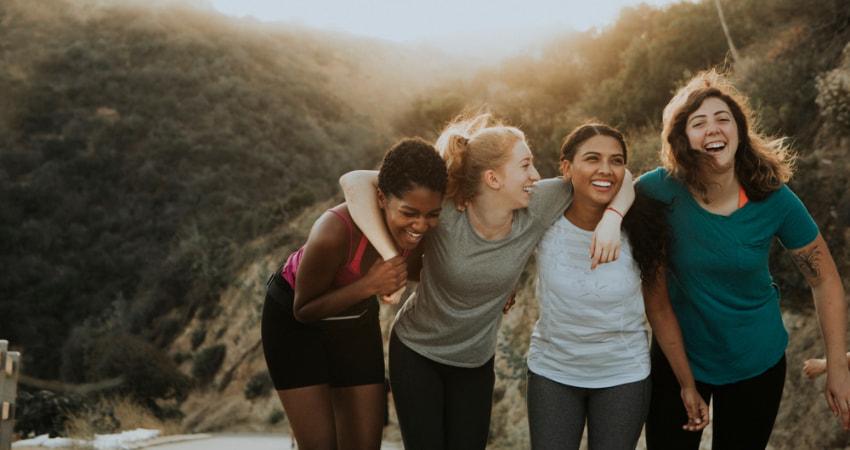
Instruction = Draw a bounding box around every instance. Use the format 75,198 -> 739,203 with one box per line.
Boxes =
526,122 -> 709,449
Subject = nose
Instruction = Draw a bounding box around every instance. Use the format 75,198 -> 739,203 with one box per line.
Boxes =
411,216 -> 428,233
529,163 -> 541,182
598,159 -> 613,174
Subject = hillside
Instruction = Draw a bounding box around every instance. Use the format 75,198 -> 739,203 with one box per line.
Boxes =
3,0 -> 850,448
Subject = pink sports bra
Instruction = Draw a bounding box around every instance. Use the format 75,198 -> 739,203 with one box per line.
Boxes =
280,209 -> 407,288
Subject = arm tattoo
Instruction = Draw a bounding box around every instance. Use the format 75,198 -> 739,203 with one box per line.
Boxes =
792,245 -> 821,279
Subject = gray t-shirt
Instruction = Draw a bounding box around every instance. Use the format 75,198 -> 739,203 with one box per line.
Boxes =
393,178 -> 573,367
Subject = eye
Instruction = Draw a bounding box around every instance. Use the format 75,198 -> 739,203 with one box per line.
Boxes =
402,212 -> 417,218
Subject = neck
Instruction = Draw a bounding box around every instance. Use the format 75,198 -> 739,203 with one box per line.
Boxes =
467,194 -> 514,240
701,169 -> 738,203
564,199 -> 605,232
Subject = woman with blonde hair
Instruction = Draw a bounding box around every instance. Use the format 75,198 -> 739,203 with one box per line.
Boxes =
340,113 -> 633,449
639,69 -> 850,449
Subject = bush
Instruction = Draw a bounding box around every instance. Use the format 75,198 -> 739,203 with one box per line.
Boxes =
244,371 -> 273,400
191,344 -> 226,385
815,60 -> 850,134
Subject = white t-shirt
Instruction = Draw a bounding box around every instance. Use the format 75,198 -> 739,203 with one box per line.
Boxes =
527,215 -> 650,388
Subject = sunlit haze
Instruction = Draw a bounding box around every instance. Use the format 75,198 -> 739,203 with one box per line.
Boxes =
207,0 -> 683,43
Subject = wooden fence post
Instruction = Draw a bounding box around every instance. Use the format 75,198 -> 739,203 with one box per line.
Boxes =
0,340 -> 21,450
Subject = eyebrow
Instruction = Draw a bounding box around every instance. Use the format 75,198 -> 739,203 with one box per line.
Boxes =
689,110 -> 731,124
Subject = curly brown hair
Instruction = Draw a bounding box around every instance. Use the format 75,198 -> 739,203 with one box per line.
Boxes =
661,69 -> 795,202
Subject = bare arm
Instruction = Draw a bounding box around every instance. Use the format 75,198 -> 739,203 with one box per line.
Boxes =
789,233 -> 850,429
591,169 -> 635,268
339,170 -> 405,303
292,210 -> 407,322
643,268 -> 710,431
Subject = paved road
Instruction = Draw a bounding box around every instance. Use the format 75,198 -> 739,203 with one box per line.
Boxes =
145,433 -> 403,449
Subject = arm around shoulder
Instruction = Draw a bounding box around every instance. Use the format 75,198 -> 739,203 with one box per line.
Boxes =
339,170 -> 398,260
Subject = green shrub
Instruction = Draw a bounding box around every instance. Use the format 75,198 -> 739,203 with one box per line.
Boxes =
244,371 -> 274,400
191,344 -> 226,385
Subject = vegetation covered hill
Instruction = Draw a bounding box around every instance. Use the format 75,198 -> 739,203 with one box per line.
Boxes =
2,0 -> 849,448
0,0 -> 456,384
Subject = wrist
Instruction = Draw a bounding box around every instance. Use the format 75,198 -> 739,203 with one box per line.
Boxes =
605,206 -> 624,219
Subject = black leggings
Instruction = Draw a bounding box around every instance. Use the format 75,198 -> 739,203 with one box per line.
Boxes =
645,339 -> 786,450
388,330 -> 495,450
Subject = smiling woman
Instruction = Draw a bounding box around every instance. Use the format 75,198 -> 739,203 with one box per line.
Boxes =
260,137 -> 446,450
639,69 -> 850,450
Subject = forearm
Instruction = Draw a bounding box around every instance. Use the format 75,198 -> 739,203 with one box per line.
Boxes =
609,169 -> 635,215
294,280 -> 377,323
649,308 -> 697,389
813,281 -> 849,372
339,170 -> 398,259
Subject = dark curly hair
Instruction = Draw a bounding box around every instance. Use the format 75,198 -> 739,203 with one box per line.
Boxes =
378,137 -> 447,199
622,192 -> 672,285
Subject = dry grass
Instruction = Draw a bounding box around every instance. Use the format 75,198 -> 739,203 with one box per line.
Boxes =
64,396 -> 184,440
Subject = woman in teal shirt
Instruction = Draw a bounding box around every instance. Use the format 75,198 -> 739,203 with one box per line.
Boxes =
641,69 -> 850,449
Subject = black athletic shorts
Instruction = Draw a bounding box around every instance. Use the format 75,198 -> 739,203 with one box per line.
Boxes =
260,271 -> 385,390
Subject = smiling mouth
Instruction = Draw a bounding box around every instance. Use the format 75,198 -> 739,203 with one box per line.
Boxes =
705,142 -> 726,153
591,181 -> 613,188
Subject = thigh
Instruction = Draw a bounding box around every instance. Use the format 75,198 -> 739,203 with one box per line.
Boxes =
323,302 -> 385,388
712,355 -> 786,450
645,340 -> 708,450
526,370 -> 587,450
261,287 -> 328,390
443,356 -> 496,450
586,377 -> 651,450
331,383 -> 386,450
388,330 -> 444,450
277,384 -> 336,450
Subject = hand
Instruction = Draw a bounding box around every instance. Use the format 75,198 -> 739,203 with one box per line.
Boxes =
381,286 -> 405,305
502,290 -> 517,314
680,386 -> 709,431
590,209 -> 622,269
364,255 -> 407,299
824,366 -> 850,430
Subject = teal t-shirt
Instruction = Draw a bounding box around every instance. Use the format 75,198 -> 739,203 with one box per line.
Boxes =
638,167 -> 819,385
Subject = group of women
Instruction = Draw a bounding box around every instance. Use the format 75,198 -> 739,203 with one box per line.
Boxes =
261,69 -> 850,450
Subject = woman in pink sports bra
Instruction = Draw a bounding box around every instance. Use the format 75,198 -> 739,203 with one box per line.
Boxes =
261,137 -> 447,450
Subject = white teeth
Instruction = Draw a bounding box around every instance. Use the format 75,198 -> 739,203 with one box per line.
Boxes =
522,186 -> 533,193
706,142 -> 725,150
592,181 -> 612,187
407,231 -> 421,238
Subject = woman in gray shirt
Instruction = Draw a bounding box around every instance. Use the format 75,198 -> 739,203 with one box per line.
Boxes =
340,113 -> 633,449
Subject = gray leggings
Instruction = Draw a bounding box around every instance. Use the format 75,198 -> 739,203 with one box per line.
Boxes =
527,370 -> 651,450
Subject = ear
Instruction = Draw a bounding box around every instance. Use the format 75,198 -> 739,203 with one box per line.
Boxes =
483,169 -> 502,190
559,160 -> 572,180
377,189 -> 387,209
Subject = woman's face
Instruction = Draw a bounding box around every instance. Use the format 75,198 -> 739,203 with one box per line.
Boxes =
686,96 -> 739,172
560,135 -> 626,206
496,140 -> 541,209
379,186 -> 443,250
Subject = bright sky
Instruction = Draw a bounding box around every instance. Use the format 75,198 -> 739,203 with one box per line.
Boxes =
207,0 -> 682,43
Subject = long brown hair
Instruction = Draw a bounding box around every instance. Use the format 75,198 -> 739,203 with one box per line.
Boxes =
661,69 -> 795,202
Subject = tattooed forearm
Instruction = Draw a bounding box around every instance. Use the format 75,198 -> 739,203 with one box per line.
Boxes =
792,245 -> 821,279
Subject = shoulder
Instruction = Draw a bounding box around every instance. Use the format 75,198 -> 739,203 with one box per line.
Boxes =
304,205 -> 353,256
636,167 -> 682,201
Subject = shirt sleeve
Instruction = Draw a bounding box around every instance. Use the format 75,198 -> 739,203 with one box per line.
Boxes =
775,185 -> 819,250
529,177 -> 573,227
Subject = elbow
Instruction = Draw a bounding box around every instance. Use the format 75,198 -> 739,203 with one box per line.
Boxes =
292,301 -> 318,324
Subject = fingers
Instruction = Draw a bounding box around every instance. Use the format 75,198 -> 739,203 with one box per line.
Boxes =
503,290 -> 517,314
381,286 -> 405,305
